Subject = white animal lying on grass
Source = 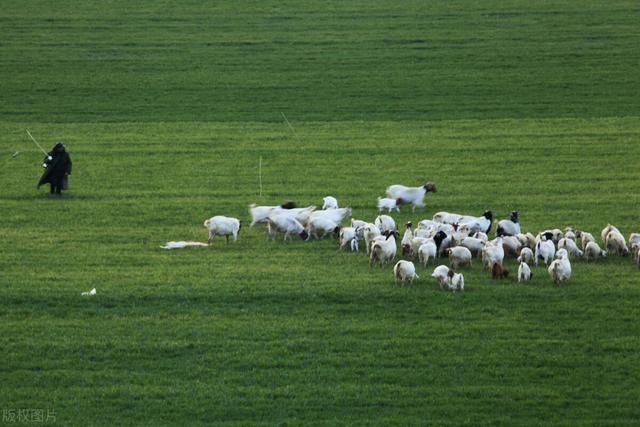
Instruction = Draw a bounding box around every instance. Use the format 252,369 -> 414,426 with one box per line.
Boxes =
161,241 -> 210,249
81,288 -> 97,296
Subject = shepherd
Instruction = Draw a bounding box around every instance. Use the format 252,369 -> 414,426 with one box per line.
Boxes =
38,142 -> 72,196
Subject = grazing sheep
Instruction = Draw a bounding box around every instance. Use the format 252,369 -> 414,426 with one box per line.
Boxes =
535,239 -> 556,266
601,224 -> 621,245
377,197 -> 400,213
161,241 -> 209,249
517,262 -> 532,282
374,214 -> 397,234
339,227 -> 360,251
473,231 -> 489,242
433,211 -> 464,225
628,233 -> 640,251
306,216 -> 340,240
351,219 -> 367,229
501,236 -> 523,257
605,230 -> 629,256
363,223 -> 382,255
322,196 -> 338,210
386,182 -> 437,212
458,210 -> 493,234
401,222 -> 414,257
413,228 -> 431,238
548,250 -> 571,286
370,231 -> 399,268
393,260 -> 419,285
431,265 -> 451,287
418,240 -> 438,267
515,232 -> 537,250
204,216 -> 241,244
418,219 -> 439,231
558,238 -> 584,258
575,230 -> 596,250
633,243 -> 640,268
410,236 -> 430,257
459,236 -> 485,257
584,241 -> 607,262
517,247 -> 535,265
492,263 -> 509,279
482,237 -> 505,270
248,202 -> 296,227
443,270 -> 464,291
266,214 -> 309,241
538,229 -> 563,245
496,211 -> 521,237
564,227 -> 577,241
448,246 -> 473,270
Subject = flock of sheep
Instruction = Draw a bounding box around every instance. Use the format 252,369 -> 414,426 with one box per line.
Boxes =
166,182 -> 640,291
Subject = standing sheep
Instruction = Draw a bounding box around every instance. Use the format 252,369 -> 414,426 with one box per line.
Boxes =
204,216 -> 241,244
386,182 -> 437,212
393,260 -> 419,285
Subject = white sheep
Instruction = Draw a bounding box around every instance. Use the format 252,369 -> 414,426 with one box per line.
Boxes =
535,239 -> 556,266
584,241 -> 607,262
386,182 -> 437,212
496,211 -> 521,237
309,207 -> 352,225
515,232 -> 537,250
431,265 -> 451,287
362,223 -> 382,255
473,231 -> 489,242
401,222 -> 414,257
458,210 -> 493,235
417,240 -> 437,267
517,261 -> 532,282
575,230 -> 596,250
605,230 -> 629,256
558,238 -> 584,258
501,236 -> 523,257
538,229 -> 564,244
393,260 -> 419,285
307,216 -> 340,240
548,249 -> 571,286
459,236 -> 485,257
339,227 -> 359,251
564,227 -> 577,241
601,224 -> 621,245
161,241 -> 209,249
448,246 -> 473,270
248,202 -> 298,227
204,216 -> 241,244
432,211 -> 463,225
377,197 -> 400,213
370,231 -> 399,268
322,196 -> 338,210
482,237 -> 505,270
266,214 -> 309,241
517,247 -> 535,265
444,270 -> 465,292
374,214 -> 397,234
628,233 -> 640,250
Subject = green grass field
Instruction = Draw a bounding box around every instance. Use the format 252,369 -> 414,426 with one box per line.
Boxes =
1,1 -> 640,425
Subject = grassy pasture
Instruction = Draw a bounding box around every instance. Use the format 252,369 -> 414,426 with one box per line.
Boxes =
1,1 -> 640,425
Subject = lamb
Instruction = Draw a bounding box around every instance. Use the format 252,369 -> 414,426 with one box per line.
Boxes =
517,262 -> 532,282
393,260 -> 419,285
517,247 -> 535,265
548,249 -> 571,286
339,227 -> 359,251
362,223 -> 382,255
374,214 -> 397,234
204,216 -> 241,244
448,246 -> 473,270
583,241 -> 607,262
431,265 -> 451,287
535,239 -> 556,266
458,210 -> 493,234
496,211 -> 521,237
492,263 -> 509,279
575,230 -> 596,250
386,181 -> 437,212
248,201 -> 296,227
401,222 -> 414,257
605,230 -> 629,256
266,214 -> 309,241
558,238 -> 584,258
306,216 -> 340,240
482,237 -> 505,270
444,270 -> 465,292
377,197 -> 400,213
417,240 -> 438,267
322,196 -> 338,210
161,241 -> 209,249
370,231 -> 399,268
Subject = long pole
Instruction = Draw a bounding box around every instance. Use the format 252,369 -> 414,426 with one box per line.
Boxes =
26,130 -> 48,156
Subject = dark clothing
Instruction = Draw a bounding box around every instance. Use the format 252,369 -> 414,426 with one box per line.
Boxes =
38,147 -> 72,190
